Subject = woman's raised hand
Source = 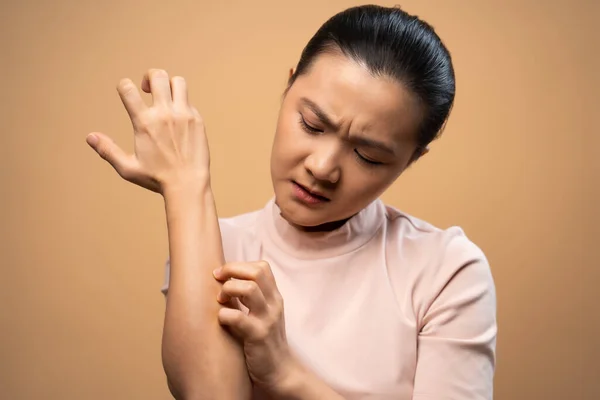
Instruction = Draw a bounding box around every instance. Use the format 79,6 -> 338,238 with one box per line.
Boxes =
87,69 -> 211,194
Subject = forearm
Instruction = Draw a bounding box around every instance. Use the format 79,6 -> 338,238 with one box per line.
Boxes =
161,179 -> 251,399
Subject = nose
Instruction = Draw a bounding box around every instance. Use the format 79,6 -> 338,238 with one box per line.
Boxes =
304,141 -> 341,184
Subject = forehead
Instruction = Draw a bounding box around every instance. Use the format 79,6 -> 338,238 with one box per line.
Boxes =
290,52 -> 422,144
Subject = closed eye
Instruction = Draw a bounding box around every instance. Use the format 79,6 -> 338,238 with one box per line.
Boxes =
298,114 -> 323,133
299,113 -> 383,166
354,150 -> 383,166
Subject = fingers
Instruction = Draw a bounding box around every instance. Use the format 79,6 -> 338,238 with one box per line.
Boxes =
139,70 -> 188,108
117,78 -> 147,125
218,308 -> 267,341
142,69 -> 172,106
214,261 -> 280,302
86,132 -> 139,180
218,279 -> 268,315
215,261 -> 284,342
169,76 -> 188,107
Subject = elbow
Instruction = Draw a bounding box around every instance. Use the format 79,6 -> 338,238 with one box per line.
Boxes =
167,377 -> 240,400
167,380 -> 207,400
167,378 -> 188,400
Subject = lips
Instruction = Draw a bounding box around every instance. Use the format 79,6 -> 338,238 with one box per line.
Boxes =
293,181 -> 330,201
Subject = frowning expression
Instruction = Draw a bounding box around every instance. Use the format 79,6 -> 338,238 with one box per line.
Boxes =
270,52 -> 424,229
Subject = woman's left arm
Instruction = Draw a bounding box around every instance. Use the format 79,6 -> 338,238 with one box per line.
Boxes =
412,239 -> 497,400
213,261 -> 345,400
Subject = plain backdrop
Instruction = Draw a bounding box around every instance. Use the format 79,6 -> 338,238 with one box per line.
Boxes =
1,0 -> 598,399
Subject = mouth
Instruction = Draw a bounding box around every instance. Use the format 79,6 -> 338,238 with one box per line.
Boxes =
292,181 -> 331,205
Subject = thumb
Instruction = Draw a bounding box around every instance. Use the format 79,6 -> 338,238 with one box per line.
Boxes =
86,132 -> 139,180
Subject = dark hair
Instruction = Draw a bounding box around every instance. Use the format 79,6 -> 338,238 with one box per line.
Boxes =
288,4 -> 455,154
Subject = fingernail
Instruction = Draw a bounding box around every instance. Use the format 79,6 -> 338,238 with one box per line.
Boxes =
217,292 -> 229,304
213,268 -> 222,278
86,134 -> 98,146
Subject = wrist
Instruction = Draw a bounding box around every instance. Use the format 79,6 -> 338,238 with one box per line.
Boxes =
272,358 -> 308,400
162,173 -> 212,202
162,179 -> 215,227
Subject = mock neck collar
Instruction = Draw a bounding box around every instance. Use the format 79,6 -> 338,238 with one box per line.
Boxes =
261,197 -> 385,260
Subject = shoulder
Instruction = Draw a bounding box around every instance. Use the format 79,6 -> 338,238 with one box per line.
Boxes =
382,207 -> 498,395
383,202 -> 489,270
381,203 -> 495,321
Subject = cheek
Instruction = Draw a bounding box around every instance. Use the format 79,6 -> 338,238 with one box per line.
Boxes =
339,165 -> 398,201
344,172 -> 382,193
272,114 -> 310,165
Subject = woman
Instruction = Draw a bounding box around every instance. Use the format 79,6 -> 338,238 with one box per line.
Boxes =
87,5 -> 496,400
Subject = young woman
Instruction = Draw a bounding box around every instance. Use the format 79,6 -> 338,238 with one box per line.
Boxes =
87,5 -> 496,400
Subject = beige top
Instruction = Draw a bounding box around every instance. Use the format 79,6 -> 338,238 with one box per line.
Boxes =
162,198 -> 497,399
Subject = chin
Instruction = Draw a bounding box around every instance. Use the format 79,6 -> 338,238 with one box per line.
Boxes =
285,212 -> 327,228
275,196 -> 330,228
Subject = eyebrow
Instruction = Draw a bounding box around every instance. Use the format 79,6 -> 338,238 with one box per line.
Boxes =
300,97 -> 396,156
300,97 -> 340,130
352,136 -> 396,156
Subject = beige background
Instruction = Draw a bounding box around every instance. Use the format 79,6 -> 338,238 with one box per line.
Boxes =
1,0 -> 597,399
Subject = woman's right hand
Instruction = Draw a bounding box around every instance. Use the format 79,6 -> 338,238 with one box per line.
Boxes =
86,69 -> 211,195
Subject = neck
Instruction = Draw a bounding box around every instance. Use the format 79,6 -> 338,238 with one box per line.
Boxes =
293,218 -> 351,233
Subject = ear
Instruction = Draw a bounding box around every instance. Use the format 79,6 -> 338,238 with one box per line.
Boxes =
408,146 -> 429,166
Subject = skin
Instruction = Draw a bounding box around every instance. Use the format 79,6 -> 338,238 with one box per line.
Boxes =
271,51 -> 426,231
87,51 -> 429,399
88,70 -> 252,399
216,52 -> 430,398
